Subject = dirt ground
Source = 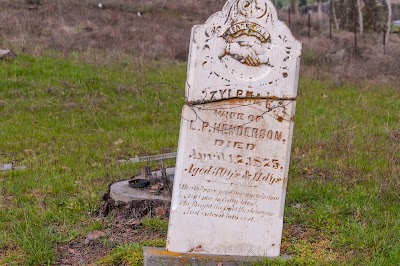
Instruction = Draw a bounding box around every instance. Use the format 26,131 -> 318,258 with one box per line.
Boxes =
56,185 -> 171,265
56,220 -> 164,265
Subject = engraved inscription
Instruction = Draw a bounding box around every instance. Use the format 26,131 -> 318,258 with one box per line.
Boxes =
189,148 -> 283,171
189,120 -> 286,142
177,183 -> 281,222
184,164 -> 282,184
174,99 -> 292,226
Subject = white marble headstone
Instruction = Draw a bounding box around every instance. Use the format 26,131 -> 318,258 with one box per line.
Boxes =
167,0 -> 301,257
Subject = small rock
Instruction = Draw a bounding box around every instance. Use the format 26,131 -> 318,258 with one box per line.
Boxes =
0,164 -> 28,171
0,50 -> 16,60
0,164 -> 13,171
84,230 -> 107,245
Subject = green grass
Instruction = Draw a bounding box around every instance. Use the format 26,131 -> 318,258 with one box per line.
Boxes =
141,218 -> 169,234
0,54 -> 185,265
391,24 -> 400,33
0,54 -> 399,265
281,79 -> 400,265
95,240 -> 166,266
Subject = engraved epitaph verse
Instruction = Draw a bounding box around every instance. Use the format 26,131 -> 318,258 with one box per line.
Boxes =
167,0 -> 301,258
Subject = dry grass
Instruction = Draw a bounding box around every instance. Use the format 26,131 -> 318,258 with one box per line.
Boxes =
1,0 -> 399,84
300,34 -> 400,86
0,0 -> 226,60
279,13 -> 400,85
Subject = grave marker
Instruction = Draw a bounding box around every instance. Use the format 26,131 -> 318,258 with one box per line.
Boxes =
0,50 -> 16,60
145,0 -> 301,263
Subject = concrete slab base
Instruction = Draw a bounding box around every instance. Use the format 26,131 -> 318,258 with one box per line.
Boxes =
110,180 -> 170,203
143,247 -> 290,266
109,167 -> 175,203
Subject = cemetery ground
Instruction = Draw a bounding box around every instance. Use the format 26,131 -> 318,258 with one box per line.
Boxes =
0,0 -> 400,265
1,53 -> 399,265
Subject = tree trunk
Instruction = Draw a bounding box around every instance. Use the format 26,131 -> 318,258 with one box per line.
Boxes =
385,0 -> 392,52
318,0 -> 323,20
332,0 -> 340,30
358,0 -> 364,34
295,0 -> 300,16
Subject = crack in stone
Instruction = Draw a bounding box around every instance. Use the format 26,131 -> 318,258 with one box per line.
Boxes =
186,96 -> 297,106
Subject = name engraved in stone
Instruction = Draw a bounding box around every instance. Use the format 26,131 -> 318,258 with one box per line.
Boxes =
205,88 -> 265,101
189,121 -> 285,142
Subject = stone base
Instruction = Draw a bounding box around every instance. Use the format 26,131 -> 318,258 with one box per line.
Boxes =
0,50 -> 16,60
109,167 -> 175,203
143,247 -> 290,266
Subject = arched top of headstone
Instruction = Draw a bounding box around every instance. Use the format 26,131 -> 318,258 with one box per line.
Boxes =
206,0 -> 277,28
185,0 -> 301,103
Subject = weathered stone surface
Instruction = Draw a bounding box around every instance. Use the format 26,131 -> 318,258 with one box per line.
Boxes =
143,247 -> 286,266
99,168 -> 175,219
110,180 -> 170,203
0,164 -> 13,171
185,0 -> 301,103
167,99 -> 295,257
0,164 -> 27,171
166,0 -> 301,259
0,50 -> 16,60
109,168 -> 175,203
